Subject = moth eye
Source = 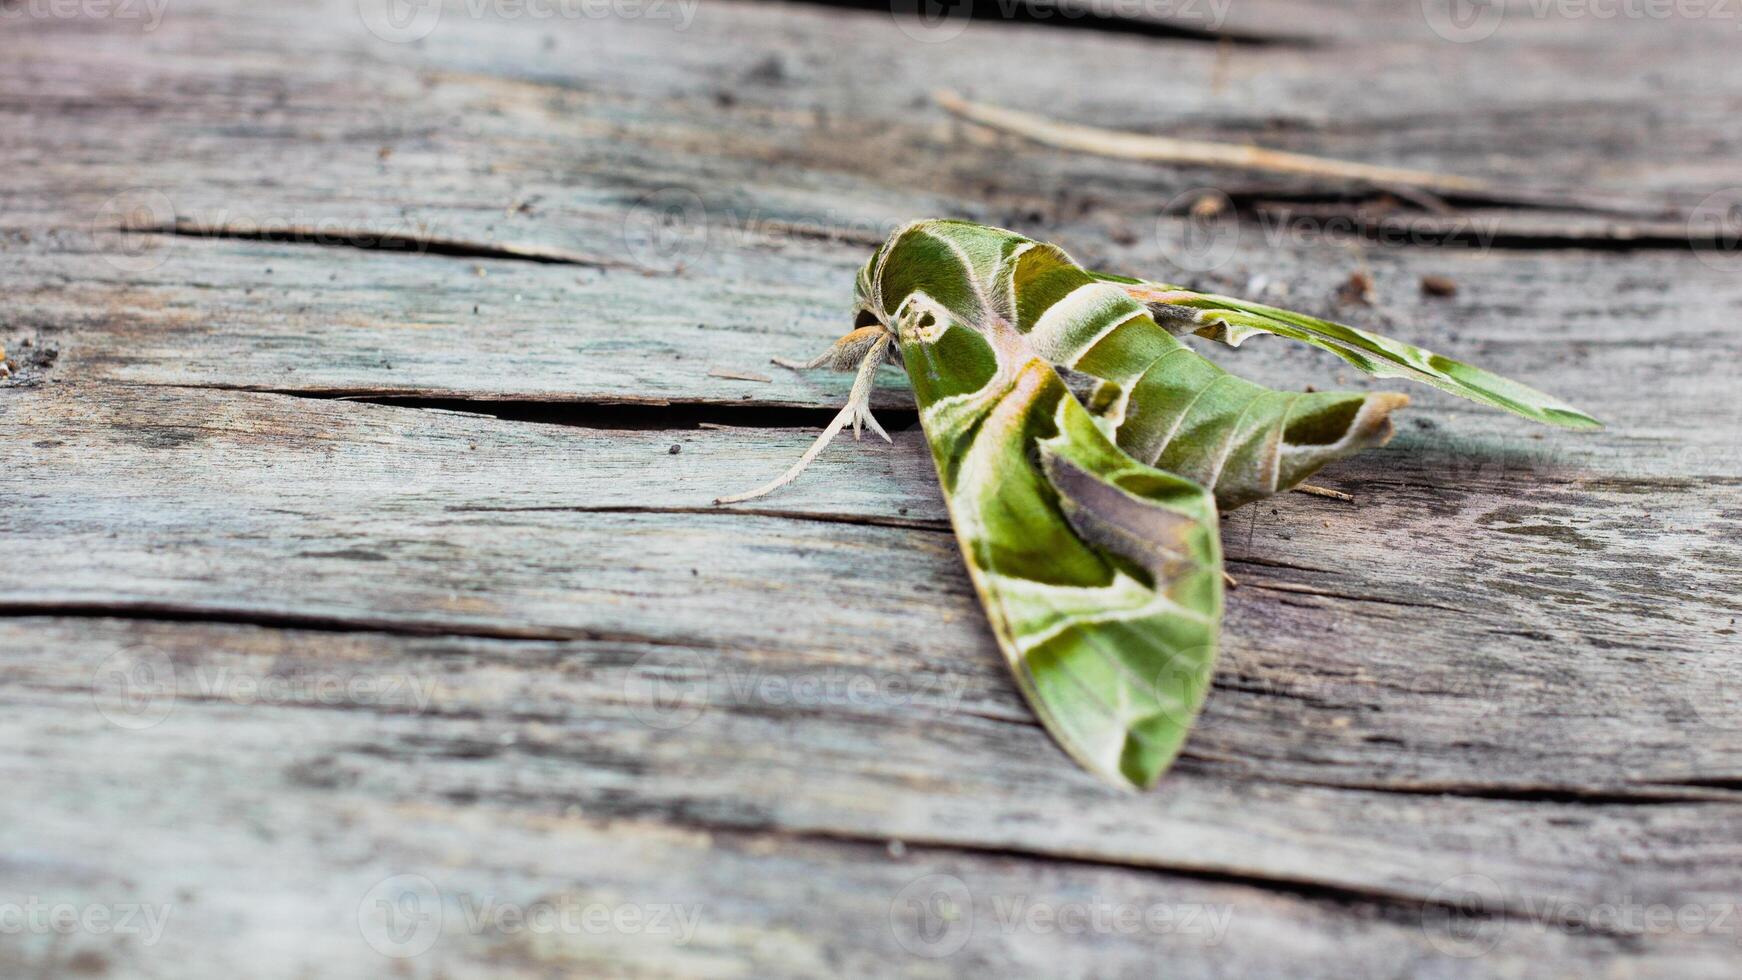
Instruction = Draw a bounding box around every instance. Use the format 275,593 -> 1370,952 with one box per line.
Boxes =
854,309 -> 880,329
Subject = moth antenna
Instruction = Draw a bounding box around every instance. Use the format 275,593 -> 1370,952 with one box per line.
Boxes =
716,334 -> 891,503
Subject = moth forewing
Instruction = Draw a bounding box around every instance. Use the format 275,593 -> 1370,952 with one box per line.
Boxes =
1102,276 -> 1602,431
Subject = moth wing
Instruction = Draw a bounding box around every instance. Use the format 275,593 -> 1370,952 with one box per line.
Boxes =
1092,271 -> 1601,430
904,321 -> 1222,790
1004,242 -> 1405,509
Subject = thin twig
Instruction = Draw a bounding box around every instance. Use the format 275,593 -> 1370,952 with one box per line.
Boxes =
935,90 -> 1488,193
1294,484 -> 1354,502
707,367 -> 773,383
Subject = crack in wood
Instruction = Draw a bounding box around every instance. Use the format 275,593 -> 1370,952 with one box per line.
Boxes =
133,221 -> 652,272
126,384 -> 926,432
459,808 -> 1637,939
763,0 -> 1293,46
1269,776 -> 1742,807
0,600 -> 705,648
1231,579 -> 1464,613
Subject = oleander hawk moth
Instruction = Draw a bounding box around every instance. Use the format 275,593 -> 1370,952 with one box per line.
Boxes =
719,219 -> 1598,790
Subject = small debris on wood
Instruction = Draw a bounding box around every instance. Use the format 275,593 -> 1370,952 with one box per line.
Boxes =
668,444 -> 682,455
1421,274 -> 1459,298
1295,484 -> 1354,502
745,54 -> 786,84
708,367 -> 772,383
1189,194 -> 1229,219
1337,270 -> 1375,305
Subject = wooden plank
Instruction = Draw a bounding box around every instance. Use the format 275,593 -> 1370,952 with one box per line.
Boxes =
6,383 -> 1741,922
8,0 -> 1739,208
6,0 -> 1742,976
5,0 -> 1741,412
10,232 -> 1742,467
16,619 -> 1733,978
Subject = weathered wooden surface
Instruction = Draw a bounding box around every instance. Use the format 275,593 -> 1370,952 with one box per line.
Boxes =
4,1 -> 1742,977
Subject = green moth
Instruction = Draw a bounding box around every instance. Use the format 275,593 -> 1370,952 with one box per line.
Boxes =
719,219 -> 1599,790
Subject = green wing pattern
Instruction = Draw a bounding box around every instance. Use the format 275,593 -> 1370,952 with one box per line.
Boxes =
891,301 -> 1224,789
1093,272 -> 1602,431
825,219 -> 1596,788
874,220 -> 1413,510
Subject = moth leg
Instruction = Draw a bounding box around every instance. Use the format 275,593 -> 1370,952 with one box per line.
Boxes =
772,325 -> 886,371
715,332 -> 893,504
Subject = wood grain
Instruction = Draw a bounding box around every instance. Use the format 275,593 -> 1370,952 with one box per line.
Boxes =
4,0 -> 1741,976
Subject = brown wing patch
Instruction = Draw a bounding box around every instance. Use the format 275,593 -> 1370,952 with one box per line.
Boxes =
1040,450 -> 1200,585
